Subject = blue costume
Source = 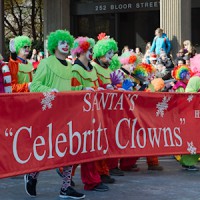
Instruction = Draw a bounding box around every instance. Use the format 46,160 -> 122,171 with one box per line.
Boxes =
150,33 -> 171,55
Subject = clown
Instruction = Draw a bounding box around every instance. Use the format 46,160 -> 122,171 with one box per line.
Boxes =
186,76 -> 200,93
171,64 -> 199,171
71,37 -> 99,91
69,36 -> 109,191
186,55 -> 200,164
30,30 -> 74,92
25,30 -> 85,199
172,65 -> 191,92
132,63 -> 156,91
0,54 -> 12,93
91,33 -> 119,184
118,50 -> 141,91
91,33 -> 118,90
132,63 -> 164,170
108,52 -> 140,174
119,51 -> 139,74
186,54 -> 200,93
8,36 -> 33,92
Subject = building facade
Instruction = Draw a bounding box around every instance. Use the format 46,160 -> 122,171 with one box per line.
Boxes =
71,0 -> 160,52
1,0 -> 200,56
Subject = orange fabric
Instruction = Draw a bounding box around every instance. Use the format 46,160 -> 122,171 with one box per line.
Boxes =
92,86 -> 98,90
116,83 -> 122,88
95,159 -> 109,176
8,58 -> 29,93
71,77 -> 81,87
146,156 -> 159,166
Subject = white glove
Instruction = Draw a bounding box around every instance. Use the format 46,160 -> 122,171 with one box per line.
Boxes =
106,84 -> 114,90
135,84 -> 141,90
83,87 -> 95,91
118,88 -> 126,91
28,82 -> 31,91
51,88 -> 59,92
97,87 -> 105,91
143,81 -> 150,85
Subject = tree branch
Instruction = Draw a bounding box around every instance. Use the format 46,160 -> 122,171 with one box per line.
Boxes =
4,16 -> 18,36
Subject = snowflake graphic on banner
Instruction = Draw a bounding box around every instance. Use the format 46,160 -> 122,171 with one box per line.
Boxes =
187,142 -> 197,155
156,96 -> 171,117
187,94 -> 194,102
41,92 -> 56,111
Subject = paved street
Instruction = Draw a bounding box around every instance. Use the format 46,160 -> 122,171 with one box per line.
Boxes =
1,157 -> 200,200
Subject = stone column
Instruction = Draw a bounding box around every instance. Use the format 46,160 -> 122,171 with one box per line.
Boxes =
43,0 -> 70,56
160,0 -> 191,57
0,0 -> 5,56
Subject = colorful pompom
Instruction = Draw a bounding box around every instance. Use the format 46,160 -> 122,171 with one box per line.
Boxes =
97,33 -> 107,40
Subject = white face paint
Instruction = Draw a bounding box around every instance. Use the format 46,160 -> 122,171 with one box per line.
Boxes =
58,41 -> 69,54
142,74 -> 154,82
105,50 -> 114,64
186,73 -> 190,80
19,45 -> 30,57
86,48 -> 93,61
130,64 -> 136,73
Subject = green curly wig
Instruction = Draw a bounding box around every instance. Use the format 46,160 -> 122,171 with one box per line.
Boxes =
93,38 -> 118,59
109,54 -> 121,71
14,36 -> 31,54
48,30 -> 74,55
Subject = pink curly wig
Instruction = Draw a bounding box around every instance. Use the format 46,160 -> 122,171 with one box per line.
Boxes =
71,37 -> 95,57
190,54 -> 200,77
119,51 -> 139,65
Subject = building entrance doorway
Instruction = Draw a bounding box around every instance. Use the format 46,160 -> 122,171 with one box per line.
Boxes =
72,10 -> 159,54
118,11 -> 160,53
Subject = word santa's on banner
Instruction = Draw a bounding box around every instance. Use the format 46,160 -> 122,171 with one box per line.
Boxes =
0,91 -> 199,179
195,110 -> 200,118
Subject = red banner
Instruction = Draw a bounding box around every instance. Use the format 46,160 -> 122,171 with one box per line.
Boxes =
0,91 -> 199,178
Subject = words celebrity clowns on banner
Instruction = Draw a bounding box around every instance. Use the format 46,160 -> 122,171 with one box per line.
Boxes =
0,91 -> 199,178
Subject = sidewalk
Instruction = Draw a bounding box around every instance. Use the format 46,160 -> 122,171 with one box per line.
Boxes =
1,157 -> 200,200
